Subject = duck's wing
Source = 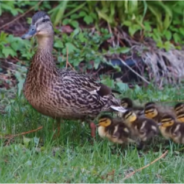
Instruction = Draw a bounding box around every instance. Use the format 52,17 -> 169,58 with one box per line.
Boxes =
61,71 -> 110,94
58,71 -> 124,114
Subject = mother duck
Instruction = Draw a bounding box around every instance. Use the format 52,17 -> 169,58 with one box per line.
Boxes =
22,11 -> 126,138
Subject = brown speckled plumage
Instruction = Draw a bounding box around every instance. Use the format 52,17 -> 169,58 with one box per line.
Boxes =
159,114 -> 184,144
23,11 -> 121,122
123,110 -> 159,143
97,115 -> 134,144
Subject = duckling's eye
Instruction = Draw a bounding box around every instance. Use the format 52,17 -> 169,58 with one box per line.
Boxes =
99,118 -> 105,122
104,119 -> 108,124
161,119 -> 168,123
124,114 -> 129,119
145,109 -> 151,113
99,118 -> 110,124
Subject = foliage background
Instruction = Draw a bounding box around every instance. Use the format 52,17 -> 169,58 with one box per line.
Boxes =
1,0 -> 184,92
1,1 -> 184,182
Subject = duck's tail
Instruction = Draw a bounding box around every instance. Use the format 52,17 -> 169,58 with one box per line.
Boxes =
110,105 -> 127,113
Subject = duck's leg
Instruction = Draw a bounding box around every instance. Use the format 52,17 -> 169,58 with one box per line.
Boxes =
89,122 -> 96,138
137,141 -> 144,150
53,118 -> 61,138
56,119 -> 61,136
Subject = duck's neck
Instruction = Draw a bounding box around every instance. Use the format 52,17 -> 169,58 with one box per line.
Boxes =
32,35 -> 57,70
37,35 -> 53,52
27,35 -> 58,86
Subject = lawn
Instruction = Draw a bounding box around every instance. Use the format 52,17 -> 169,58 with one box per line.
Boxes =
1,85 -> 184,183
1,1 -> 184,183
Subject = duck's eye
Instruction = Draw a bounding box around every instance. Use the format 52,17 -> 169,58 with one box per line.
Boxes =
42,18 -> 49,23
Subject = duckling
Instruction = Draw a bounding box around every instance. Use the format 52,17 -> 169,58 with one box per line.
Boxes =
175,111 -> 184,123
144,101 -> 174,123
121,98 -> 143,110
174,102 -> 184,115
121,97 -> 134,109
122,110 -> 159,144
173,103 -> 184,123
21,11 -> 126,138
159,114 -> 184,144
97,114 -> 134,144
144,102 -> 159,122
118,97 -> 144,118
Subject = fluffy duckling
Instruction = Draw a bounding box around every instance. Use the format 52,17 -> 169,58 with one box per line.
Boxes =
175,111 -> 184,123
174,102 -> 184,115
121,97 -> 134,109
159,114 -> 184,144
144,101 -> 174,123
97,114 -> 134,144
118,97 -> 144,118
121,98 -> 143,109
173,103 -> 184,123
173,102 -> 184,117
122,110 -> 159,143
144,102 -> 159,122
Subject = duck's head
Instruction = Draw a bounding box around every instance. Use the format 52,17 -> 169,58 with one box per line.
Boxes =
123,110 -> 137,124
121,98 -> 133,109
144,102 -> 158,119
98,114 -> 112,127
176,111 -> 184,123
159,114 -> 175,127
22,11 -> 53,39
174,102 -> 184,115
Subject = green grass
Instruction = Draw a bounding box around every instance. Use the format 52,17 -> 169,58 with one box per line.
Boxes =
1,84 -> 184,183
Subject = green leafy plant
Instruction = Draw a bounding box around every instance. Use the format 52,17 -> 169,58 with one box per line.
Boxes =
47,1 -> 184,49
53,28 -> 112,70
0,1 -> 23,16
0,32 -> 33,60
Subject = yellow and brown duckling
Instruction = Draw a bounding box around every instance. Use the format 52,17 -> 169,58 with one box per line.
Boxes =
121,98 -> 143,110
159,114 -> 184,144
175,111 -> 184,123
174,102 -> 184,115
97,114 -> 134,144
122,109 -> 159,144
121,97 -> 134,109
118,97 -> 144,117
144,102 -> 160,122
144,101 -> 174,123
21,11 -> 126,138
174,103 -> 184,123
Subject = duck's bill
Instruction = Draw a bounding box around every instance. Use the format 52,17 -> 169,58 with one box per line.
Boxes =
110,106 -> 127,113
21,25 -> 37,39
